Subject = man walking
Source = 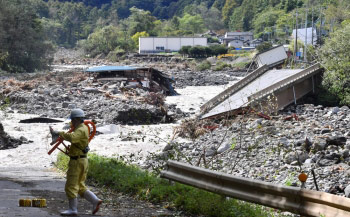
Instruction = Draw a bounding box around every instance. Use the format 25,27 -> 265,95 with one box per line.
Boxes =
50,108 -> 102,216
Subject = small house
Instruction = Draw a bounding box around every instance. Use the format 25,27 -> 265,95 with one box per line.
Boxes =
228,40 -> 244,48
247,39 -> 263,48
222,32 -> 254,45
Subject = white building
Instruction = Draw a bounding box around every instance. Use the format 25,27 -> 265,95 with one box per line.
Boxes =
139,37 -> 208,54
292,27 -> 317,45
222,32 -> 254,46
228,39 -> 243,48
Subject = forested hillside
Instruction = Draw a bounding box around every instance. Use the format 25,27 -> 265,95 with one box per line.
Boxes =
0,0 -> 349,74
49,0 -> 223,19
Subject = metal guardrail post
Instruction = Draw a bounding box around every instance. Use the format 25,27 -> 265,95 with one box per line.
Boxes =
161,160 -> 350,217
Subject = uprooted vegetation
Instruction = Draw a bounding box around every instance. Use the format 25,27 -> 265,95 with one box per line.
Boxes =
175,118 -> 219,141
0,78 -> 38,94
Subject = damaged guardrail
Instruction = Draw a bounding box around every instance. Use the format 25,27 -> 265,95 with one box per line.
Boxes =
160,160 -> 350,217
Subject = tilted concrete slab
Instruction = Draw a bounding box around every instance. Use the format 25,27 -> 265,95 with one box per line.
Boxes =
201,63 -> 323,119
201,69 -> 304,119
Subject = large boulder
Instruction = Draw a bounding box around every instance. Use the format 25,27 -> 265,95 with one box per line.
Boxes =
284,151 -> 308,164
326,136 -> 346,146
113,107 -> 170,125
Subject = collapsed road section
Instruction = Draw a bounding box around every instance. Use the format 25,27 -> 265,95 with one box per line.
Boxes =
200,46 -> 324,120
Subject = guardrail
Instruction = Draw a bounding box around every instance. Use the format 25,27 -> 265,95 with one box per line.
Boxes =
200,65 -> 269,115
161,160 -> 350,217
248,63 -> 322,102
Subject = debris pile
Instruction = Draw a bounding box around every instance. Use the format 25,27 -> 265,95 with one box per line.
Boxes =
0,78 -> 38,95
0,70 -> 187,125
145,104 -> 350,197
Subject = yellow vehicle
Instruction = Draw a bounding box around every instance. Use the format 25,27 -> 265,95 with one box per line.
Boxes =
217,53 -> 235,59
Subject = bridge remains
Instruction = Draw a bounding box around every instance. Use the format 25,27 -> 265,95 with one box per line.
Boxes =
200,63 -> 323,119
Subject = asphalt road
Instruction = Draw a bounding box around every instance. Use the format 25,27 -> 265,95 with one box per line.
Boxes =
0,166 -> 65,217
0,167 -> 181,217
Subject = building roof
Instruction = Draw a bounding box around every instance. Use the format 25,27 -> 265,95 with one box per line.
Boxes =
226,32 -> 253,36
140,37 -> 207,39
86,66 -> 138,72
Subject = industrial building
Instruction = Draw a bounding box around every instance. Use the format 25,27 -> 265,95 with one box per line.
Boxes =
139,37 -> 207,54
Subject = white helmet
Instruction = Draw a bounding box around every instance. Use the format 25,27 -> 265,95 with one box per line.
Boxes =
69,108 -> 85,119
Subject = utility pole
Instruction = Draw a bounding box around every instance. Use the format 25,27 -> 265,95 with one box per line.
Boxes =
318,6 -> 322,45
311,6 -> 314,46
330,19 -> 334,33
294,7 -> 298,62
304,7 -> 308,62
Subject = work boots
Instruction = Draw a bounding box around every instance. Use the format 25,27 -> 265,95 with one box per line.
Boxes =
83,190 -> 103,214
60,198 -> 78,216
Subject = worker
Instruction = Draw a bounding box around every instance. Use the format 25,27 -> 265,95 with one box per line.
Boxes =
50,108 -> 102,216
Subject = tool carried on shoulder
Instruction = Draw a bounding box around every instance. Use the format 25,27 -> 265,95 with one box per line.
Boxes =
48,120 -> 96,156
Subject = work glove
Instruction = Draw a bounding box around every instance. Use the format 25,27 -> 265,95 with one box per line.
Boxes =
49,126 -> 59,136
49,126 -> 60,144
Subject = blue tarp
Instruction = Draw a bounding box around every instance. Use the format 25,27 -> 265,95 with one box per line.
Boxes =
86,66 -> 138,72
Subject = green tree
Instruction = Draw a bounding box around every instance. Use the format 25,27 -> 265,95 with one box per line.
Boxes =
131,31 -> 149,48
285,0 -> 296,12
127,7 -> 157,36
253,9 -> 283,36
179,45 -> 191,56
82,25 -> 121,57
256,42 -> 272,53
222,0 -> 236,26
212,0 -> 226,10
171,16 -> 180,30
0,0 -> 54,72
319,24 -> 350,105
210,45 -> 228,56
204,7 -> 225,31
179,13 -> 205,34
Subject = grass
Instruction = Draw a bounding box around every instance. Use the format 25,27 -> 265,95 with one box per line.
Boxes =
213,61 -> 231,71
56,153 -> 291,217
0,96 -> 10,111
196,60 -> 211,71
232,62 -> 249,69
